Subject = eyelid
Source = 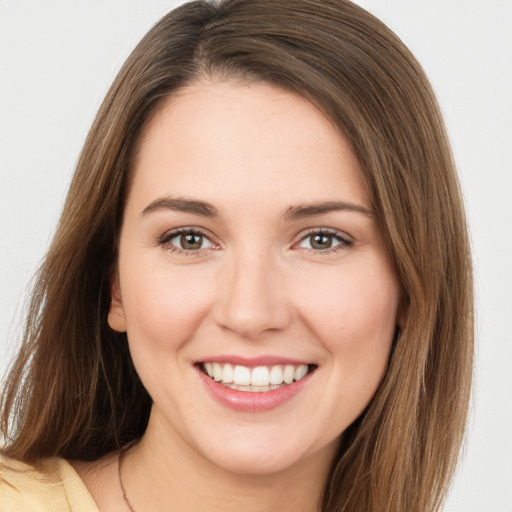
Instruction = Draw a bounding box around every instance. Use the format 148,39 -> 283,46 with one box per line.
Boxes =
158,226 -> 220,254
156,226 -> 353,255
292,227 -> 354,252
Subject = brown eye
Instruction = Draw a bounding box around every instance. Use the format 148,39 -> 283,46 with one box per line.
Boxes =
180,233 -> 204,250
163,230 -> 214,252
310,234 -> 333,250
296,230 -> 352,252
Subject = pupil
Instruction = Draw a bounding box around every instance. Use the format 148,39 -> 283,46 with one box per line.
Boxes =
181,233 -> 202,250
312,234 -> 332,249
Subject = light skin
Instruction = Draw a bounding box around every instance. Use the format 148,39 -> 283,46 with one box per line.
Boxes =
72,80 -> 401,512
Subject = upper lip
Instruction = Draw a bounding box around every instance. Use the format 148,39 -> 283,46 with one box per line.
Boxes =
196,355 -> 314,367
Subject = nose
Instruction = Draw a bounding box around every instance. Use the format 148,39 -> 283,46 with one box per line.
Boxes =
212,250 -> 292,340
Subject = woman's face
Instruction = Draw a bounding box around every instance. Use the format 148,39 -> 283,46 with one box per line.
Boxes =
109,80 -> 401,475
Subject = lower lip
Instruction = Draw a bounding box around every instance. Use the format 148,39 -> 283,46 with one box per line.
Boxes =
197,367 -> 313,412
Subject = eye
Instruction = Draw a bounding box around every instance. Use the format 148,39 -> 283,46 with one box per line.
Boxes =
159,229 -> 216,253
296,229 -> 352,252
174,232 -> 211,251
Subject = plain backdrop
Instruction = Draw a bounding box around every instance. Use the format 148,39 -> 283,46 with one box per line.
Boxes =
1,2 -> 511,510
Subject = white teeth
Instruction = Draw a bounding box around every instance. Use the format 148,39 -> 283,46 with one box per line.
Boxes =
251,366 -> 270,386
269,365 -> 284,385
294,364 -> 308,381
233,365 -> 251,386
202,362 -> 312,390
213,363 -> 223,381
283,365 -> 295,384
204,362 -> 214,378
225,384 -> 282,392
222,363 -> 234,383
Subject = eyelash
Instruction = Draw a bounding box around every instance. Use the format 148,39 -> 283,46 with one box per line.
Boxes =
295,228 -> 354,254
157,227 -> 353,256
158,228 -> 218,257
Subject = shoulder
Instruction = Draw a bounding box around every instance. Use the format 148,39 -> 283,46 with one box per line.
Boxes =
0,454 -> 98,512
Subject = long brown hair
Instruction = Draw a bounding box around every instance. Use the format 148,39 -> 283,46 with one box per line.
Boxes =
1,1 -> 473,510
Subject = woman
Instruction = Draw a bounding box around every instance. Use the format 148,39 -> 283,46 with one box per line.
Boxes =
0,1 -> 473,511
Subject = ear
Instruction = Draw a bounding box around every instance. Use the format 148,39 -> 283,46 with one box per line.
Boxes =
108,270 -> 127,332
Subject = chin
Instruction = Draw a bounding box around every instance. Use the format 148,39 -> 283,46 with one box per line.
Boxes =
205,444 -> 307,476
187,423 -> 335,477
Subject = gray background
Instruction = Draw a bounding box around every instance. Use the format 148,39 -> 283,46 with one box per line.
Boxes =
1,1 -> 511,510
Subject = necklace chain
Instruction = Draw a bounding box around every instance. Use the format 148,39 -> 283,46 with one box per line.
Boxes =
118,449 -> 137,512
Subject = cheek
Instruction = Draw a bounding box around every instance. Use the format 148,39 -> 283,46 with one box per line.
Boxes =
119,261 -> 214,354
296,262 -> 399,362
297,265 -> 399,432
118,262 -> 217,407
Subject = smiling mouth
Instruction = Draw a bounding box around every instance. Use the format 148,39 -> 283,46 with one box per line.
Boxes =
199,362 -> 316,392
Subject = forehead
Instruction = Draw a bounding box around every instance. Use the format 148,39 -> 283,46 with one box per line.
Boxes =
129,80 -> 369,214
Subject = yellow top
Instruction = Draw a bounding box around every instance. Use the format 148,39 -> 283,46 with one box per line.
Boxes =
0,455 -> 98,512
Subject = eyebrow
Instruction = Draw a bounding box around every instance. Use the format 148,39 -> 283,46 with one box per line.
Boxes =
283,201 -> 373,220
141,197 -> 219,218
141,196 -> 373,220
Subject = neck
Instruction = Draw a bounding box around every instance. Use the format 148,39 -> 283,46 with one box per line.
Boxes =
122,409 -> 335,512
